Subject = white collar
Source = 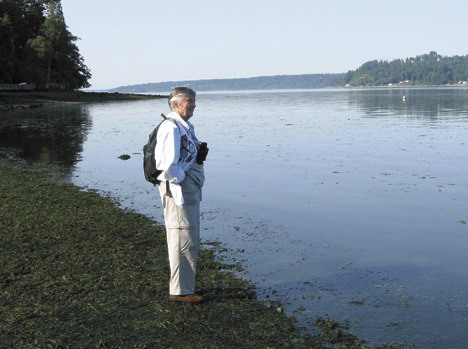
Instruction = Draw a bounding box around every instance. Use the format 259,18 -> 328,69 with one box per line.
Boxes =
167,111 -> 193,130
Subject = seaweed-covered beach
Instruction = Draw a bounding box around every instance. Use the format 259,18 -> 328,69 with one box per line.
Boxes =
0,166 -> 400,348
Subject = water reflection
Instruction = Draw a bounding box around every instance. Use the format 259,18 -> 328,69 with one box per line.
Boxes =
349,87 -> 468,120
0,105 -> 92,172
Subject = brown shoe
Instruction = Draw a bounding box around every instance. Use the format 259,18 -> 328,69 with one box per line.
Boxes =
169,294 -> 203,303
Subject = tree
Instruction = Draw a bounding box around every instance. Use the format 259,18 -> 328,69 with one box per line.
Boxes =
1,0 -> 90,89
0,0 -> 41,83
28,0 -> 61,85
345,52 -> 468,86
27,0 -> 90,89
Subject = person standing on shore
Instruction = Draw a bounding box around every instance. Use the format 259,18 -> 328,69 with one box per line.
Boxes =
155,87 -> 208,303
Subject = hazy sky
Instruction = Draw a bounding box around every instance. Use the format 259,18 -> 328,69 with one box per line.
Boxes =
61,0 -> 468,90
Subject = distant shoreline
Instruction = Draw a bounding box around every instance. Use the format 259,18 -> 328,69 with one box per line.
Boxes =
2,85 -> 467,110
0,90 -> 166,110
345,82 -> 468,89
111,84 -> 468,95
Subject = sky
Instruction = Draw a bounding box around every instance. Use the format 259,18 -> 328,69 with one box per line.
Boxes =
61,0 -> 468,90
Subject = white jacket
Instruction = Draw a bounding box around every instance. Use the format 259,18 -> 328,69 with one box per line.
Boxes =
155,111 -> 199,204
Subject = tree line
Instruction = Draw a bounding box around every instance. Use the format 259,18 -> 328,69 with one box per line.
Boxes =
0,0 -> 90,90
345,51 -> 468,87
109,74 -> 347,93
112,52 -> 468,93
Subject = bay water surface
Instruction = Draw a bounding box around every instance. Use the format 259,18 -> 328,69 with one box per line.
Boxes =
1,88 -> 467,348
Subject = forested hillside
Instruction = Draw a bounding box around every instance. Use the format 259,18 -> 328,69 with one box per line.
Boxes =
112,52 -> 468,93
0,0 -> 90,90
109,74 -> 346,93
345,51 -> 468,86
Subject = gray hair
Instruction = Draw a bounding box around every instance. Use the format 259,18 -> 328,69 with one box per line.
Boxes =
168,87 -> 196,110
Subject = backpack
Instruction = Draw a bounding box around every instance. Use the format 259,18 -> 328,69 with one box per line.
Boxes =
143,113 -> 176,185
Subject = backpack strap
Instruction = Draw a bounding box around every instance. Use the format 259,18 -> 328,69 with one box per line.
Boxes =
161,113 -> 182,134
165,179 -> 172,198
160,114 -> 180,197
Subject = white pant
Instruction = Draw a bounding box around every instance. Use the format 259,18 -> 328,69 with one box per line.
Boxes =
159,177 -> 201,295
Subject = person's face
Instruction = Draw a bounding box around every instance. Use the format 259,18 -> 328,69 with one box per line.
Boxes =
175,95 -> 196,120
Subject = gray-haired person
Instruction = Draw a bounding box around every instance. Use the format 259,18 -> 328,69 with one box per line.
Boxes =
155,87 -> 208,303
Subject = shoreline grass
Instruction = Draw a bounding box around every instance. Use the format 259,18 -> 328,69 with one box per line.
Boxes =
0,166 -> 400,348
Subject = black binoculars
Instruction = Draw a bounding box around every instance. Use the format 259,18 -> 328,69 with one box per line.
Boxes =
196,142 -> 209,164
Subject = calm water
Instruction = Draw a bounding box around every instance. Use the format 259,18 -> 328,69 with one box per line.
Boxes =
1,88 -> 467,348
